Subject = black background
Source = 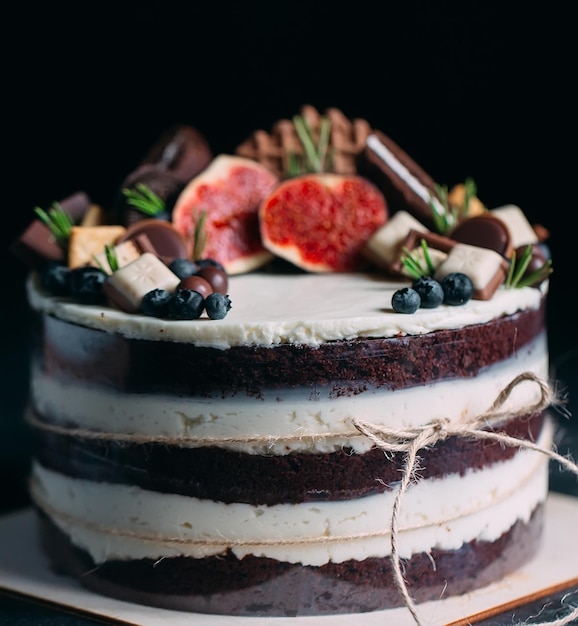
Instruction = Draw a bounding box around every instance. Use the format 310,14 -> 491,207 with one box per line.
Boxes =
2,3 -> 577,512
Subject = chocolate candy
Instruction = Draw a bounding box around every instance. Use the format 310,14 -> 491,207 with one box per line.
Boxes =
434,243 -> 509,301
235,105 -> 371,178
141,125 -> 213,184
389,229 -> 456,276
450,214 -> 513,259
178,275 -> 213,298
112,164 -> 186,227
117,219 -> 189,264
103,253 -> 180,313
197,266 -> 228,294
361,130 -> 441,229
10,191 -> 92,269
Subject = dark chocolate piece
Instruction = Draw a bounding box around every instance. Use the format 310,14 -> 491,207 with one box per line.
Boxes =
10,220 -> 64,269
116,218 -> 189,264
10,191 -> 92,269
112,164 -> 186,227
389,228 -> 456,275
59,191 -> 92,222
141,124 -> 213,184
33,413 -> 546,506
450,214 -> 513,258
361,130 -> 441,228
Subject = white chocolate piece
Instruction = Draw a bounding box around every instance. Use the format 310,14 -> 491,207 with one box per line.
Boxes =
435,243 -> 505,291
400,246 -> 447,277
103,253 -> 180,313
364,210 -> 429,268
91,240 -> 143,275
490,205 -> 538,249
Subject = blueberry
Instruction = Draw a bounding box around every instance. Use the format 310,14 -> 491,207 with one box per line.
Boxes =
440,272 -> 474,306
69,266 -> 107,304
168,257 -> 199,280
140,288 -> 173,318
392,287 -> 421,314
412,276 -> 444,309
205,292 -> 232,320
40,261 -> 71,296
195,257 -> 225,272
166,289 -> 205,320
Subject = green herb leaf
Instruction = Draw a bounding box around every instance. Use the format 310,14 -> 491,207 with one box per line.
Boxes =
34,202 -> 73,247
429,184 -> 458,235
505,245 -> 553,288
193,210 -> 208,260
122,183 -> 166,216
105,244 -> 120,273
429,179 -> 478,234
289,113 -> 332,175
400,240 -> 436,280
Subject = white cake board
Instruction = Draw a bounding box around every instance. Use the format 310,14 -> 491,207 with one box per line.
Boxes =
0,493 -> 577,626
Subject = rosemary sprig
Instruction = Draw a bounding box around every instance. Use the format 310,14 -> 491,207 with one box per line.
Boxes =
505,245 -> 553,288
193,210 -> 208,260
92,244 -> 120,274
400,239 -> 436,280
122,183 -> 166,216
288,113 -> 332,175
429,178 -> 479,234
105,244 -> 120,273
429,184 -> 458,235
34,202 -> 73,247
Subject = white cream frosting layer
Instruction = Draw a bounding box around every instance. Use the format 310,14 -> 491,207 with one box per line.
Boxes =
31,334 -> 549,454
31,418 -> 552,566
27,272 -> 546,348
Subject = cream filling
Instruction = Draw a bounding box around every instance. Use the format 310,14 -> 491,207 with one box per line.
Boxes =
31,333 -> 549,454
31,418 -> 552,566
27,272 -> 546,348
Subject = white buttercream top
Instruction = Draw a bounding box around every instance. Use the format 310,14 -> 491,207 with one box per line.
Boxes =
27,271 -> 546,349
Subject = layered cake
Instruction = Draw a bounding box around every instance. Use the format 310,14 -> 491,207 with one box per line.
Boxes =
13,105 -> 559,618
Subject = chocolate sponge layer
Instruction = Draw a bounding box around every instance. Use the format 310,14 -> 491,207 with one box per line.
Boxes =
37,505 -> 544,617
32,412 -> 546,505
40,302 -> 546,397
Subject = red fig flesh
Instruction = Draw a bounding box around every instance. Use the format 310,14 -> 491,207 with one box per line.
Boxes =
172,155 -> 279,274
259,174 -> 388,272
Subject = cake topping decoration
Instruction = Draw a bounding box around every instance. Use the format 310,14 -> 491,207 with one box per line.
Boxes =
236,104 -> 371,178
121,182 -> 168,218
505,244 -> 553,289
171,154 -> 279,274
259,173 -> 388,272
450,213 -> 513,258
10,108 -> 553,324
33,202 -> 74,248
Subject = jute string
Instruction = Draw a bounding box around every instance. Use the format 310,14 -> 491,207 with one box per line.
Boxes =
30,372 -> 578,625
352,372 -> 577,626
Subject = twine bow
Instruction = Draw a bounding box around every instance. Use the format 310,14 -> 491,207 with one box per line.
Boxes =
352,372 -> 578,626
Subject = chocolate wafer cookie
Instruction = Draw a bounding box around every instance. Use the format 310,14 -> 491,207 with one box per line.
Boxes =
235,104 -> 372,178
360,130 -> 443,229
